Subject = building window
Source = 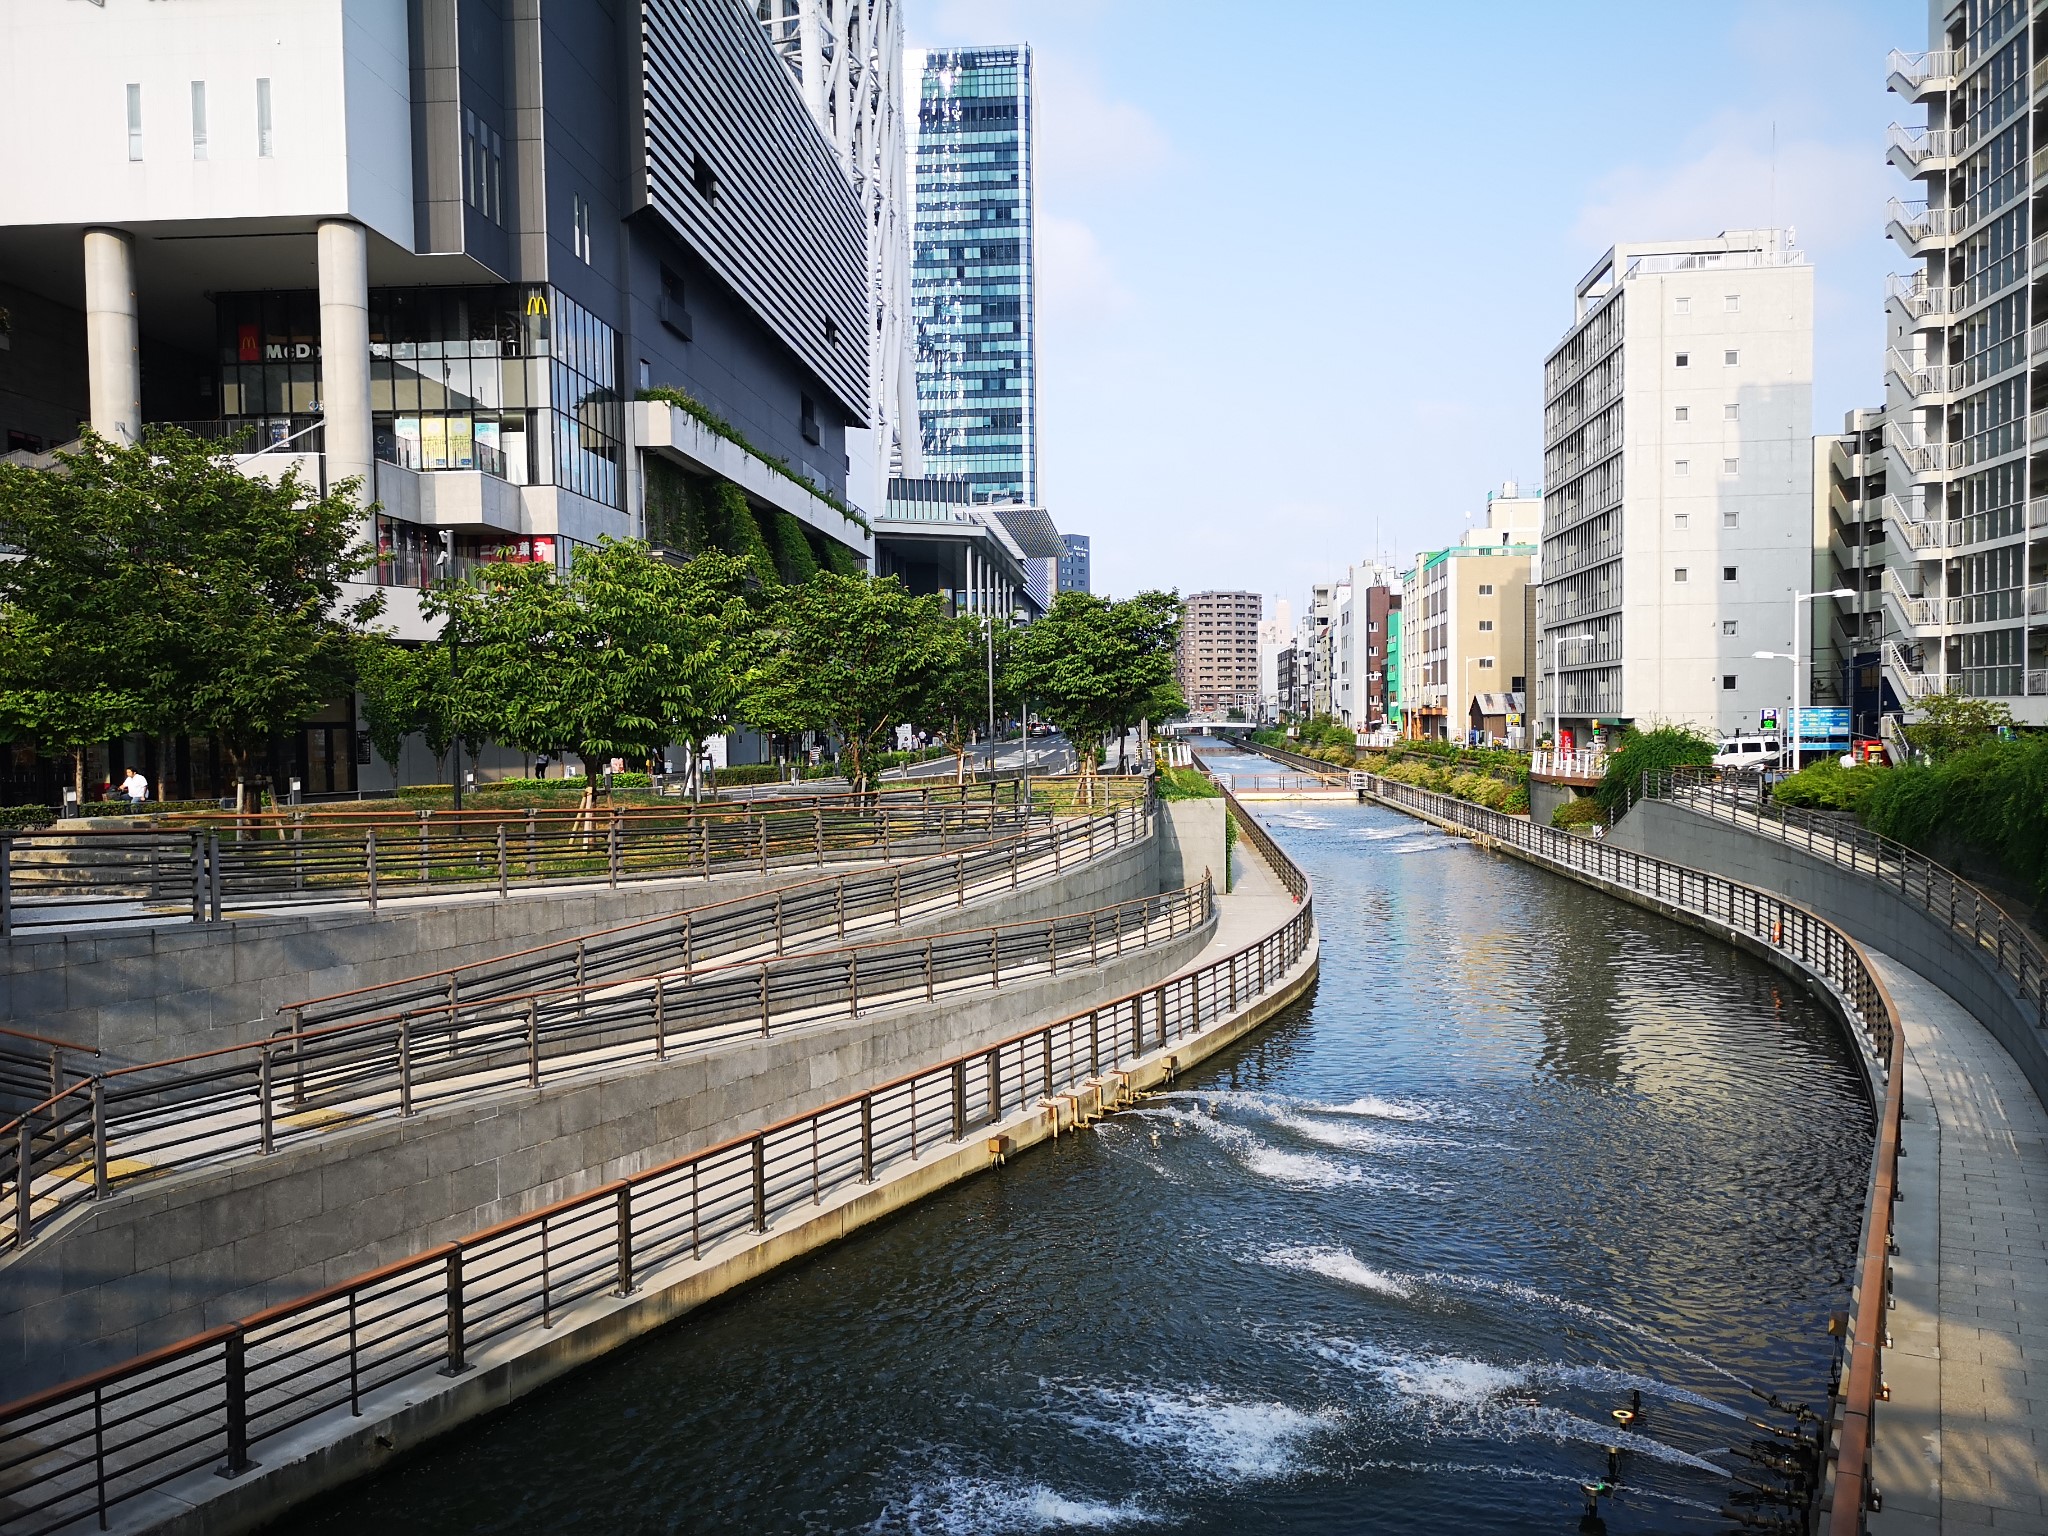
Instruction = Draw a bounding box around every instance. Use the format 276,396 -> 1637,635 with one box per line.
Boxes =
1675,296 -> 1691,314
1724,349 -> 1739,365
1674,459 -> 1690,476
637,358 -> 650,390
190,81 -> 207,160
1725,294 -> 1740,313
1722,620 -> 1738,636
465,112 -> 504,224
1673,511 -> 1690,529
1674,405 -> 1689,422
1722,674 -> 1737,690
692,151 -> 718,201
1723,403 -> 1739,420
572,195 -> 592,263
800,393 -> 820,445
1675,352 -> 1690,368
1722,457 -> 1738,475
1477,584 -> 1493,596
1478,657 -> 1495,669
126,83 -> 142,161
256,78 -> 273,157
1674,567 -> 1689,583
1722,565 -> 1738,582
1478,619 -> 1494,632
1722,508 -> 1739,528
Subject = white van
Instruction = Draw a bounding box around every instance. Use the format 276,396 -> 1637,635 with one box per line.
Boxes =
1712,735 -> 1782,771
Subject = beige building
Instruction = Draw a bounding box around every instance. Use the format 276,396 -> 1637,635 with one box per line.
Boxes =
1404,490 -> 1539,742
1178,590 -> 1263,715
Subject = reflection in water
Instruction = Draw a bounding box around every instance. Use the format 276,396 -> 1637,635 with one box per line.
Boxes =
293,754 -> 1872,1535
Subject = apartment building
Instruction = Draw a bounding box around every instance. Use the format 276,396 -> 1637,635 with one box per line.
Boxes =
1536,230 -> 1816,746
1257,597 -> 1293,723
1813,408 -> 1890,741
1882,13 -> 2048,722
1178,590 -> 1263,715
1403,501 -> 1537,742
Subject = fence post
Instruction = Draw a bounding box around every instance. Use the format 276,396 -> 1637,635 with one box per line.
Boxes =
926,936 -> 936,1001
222,1328 -> 251,1475
440,1249 -> 467,1375
1155,985 -> 1168,1049
365,829 -> 378,912
208,831 -> 224,921
608,817 -> 620,889
989,931 -> 1000,988
814,807 -> 824,864
497,825 -> 508,898
613,1184 -> 635,1296
952,1060 -> 967,1140
682,912 -> 694,977
751,1136 -> 767,1231
848,954 -> 860,1018
15,1119 -> 34,1244
988,1047 -> 1002,1119
836,876 -> 846,941
191,831 -> 207,922
893,866 -> 903,926
90,1078 -> 109,1198
760,964 -> 772,1035
654,976 -> 667,1059
258,1046 -> 274,1156
398,1019 -> 413,1116
774,893 -> 785,955
860,1095 -> 874,1181
759,818 -> 768,873
0,834 -> 12,941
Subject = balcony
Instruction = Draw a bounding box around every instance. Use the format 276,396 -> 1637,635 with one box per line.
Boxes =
2031,498 -> 2048,530
2032,409 -> 2048,445
1886,48 -> 1958,101
1882,568 -> 1944,633
1887,123 -> 1959,175
2031,582 -> 2048,618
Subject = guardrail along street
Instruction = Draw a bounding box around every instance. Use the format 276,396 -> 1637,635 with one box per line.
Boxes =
2,866 -> 1205,1257
0,800 -> 1316,1536
1346,769 -> 1901,1536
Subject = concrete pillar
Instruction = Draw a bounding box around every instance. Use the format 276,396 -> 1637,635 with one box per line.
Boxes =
316,218 -> 374,503
83,229 -> 141,444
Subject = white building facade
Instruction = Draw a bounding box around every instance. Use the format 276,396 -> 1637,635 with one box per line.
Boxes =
1537,230 -> 1816,745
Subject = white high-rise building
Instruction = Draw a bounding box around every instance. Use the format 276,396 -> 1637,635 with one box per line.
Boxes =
1536,230 -> 1815,745
759,0 -> 920,518
1257,598 -> 1293,724
1881,22 -> 2048,723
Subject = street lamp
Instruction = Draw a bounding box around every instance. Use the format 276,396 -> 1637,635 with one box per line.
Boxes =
1781,589 -> 1856,767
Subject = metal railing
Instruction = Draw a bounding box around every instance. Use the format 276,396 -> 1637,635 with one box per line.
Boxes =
1348,770 -> 1901,1536
0,792 -> 1045,936
1529,748 -> 1609,780
1640,772 -> 2048,1034
1210,772 -> 1335,794
278,799 -> 1152,1035
1,819 -> 1184,1256
1214,780 -> 1307,902
0,829 -> 1315,1536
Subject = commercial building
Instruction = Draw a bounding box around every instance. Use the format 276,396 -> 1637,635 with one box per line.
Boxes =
908,45 -> 1037,505
1813,408 -> 1890,743
1058,532 -> 1091,594
1535,230 -> 1816,747
1178,590 -> 1262,716
0,0 -> 873,798
1256,598 -> 1293,723
1406,492 -> 1538,742
1881,23 -> 2048,723
757,0 -> 921,519
1359,573 -> 1403,735
875,475 -> 1040,619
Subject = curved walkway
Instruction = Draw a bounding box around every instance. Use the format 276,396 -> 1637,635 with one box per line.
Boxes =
1869,951 -> 2048,1536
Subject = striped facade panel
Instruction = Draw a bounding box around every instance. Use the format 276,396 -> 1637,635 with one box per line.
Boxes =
639,0 -> 868,418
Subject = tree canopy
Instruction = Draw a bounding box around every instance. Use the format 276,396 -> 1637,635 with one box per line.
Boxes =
1008,590 -> 1184,776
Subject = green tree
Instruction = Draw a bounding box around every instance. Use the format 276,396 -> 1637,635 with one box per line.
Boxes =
1596,724 -> 1716,815
354,635 -> 460,785
746,573 -> 946,791
667,551 -> 760,797
917,612 -> 994,784
0,427 -> 375,808
429,538 -> 737,803
1009,590 -> 1183,779
1903,691 -> 2015,761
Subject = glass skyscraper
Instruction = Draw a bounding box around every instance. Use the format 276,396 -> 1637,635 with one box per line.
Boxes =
910,45 -> 1037,504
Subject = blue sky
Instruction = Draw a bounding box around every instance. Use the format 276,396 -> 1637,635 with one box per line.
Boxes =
906,0 -> 1925,610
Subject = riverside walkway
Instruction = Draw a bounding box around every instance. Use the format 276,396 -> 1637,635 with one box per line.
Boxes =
1869,953 -> 2048,1535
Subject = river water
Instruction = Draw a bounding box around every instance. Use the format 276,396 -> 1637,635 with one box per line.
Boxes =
292,747 -> 1873,1535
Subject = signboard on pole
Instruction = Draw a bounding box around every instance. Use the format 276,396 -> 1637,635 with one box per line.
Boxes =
1795,706 -> 1850,751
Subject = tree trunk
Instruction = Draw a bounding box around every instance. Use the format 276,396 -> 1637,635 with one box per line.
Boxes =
71,748 -> 85,809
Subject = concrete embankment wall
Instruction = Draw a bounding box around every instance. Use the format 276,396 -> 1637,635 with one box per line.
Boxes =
0,881 -> 1205,1395
1606,800 -> 2048,1110
6,831 -> 1158,1067
115,908 -> 1321,1536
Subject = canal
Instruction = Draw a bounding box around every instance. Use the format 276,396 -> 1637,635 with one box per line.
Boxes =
291,753 -> 1874,1534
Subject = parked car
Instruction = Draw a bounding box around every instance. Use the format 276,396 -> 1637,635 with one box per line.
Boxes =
1711,735 -> 1783,771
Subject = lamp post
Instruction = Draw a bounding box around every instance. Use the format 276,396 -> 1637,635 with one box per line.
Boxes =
1782,588 -> 1856,768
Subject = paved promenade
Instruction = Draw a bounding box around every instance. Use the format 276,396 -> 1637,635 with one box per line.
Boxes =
1869,951 -> 2048,1536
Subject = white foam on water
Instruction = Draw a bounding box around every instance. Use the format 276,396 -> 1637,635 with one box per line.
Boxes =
1315,1095 -> 1438,1123
1260,1244 -> 1418,1299
1497,1404 -> 1730,1476
877,1476 -> 1158,1534
1126,1107 -> 1385,1191
1270,1111 -> 1428,1153
1311,1339 -> 1528,1411
1418,1273 -> 1753,1390
1057,1386 -> 1341,1483
1538,1362 -> 1749,1422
